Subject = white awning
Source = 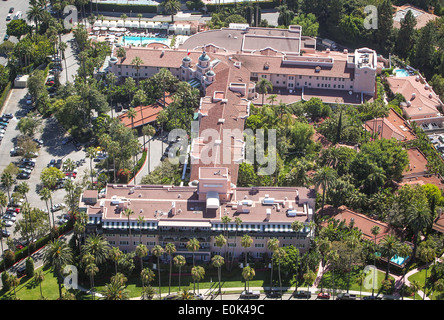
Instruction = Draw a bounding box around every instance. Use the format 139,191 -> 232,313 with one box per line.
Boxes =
206,191 -> 220,209
158,220 -> 211,228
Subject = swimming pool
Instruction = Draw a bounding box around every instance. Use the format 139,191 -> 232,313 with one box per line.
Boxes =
394,68 -> 410,77
376,253 -> 409,265
121,36 -> 170,46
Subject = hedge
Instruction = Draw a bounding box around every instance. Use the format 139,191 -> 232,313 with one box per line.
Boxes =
205,0 -> 278,12
96,3 -> 158,13
0,82 -> 12,113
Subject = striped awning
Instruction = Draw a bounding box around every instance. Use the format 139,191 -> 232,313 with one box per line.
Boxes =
88,216 -> 102,225
188,78 -> 201,88
102,221 -> 157,230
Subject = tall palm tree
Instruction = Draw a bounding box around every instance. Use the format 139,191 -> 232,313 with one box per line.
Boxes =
221,216 -> 231,263
345,234 -> 361,292
316,238 -> 331,293
173,255 -> 186,292
242,266 -> 255,291
136,215 -> 145,244
81,234 -> 111,265
418,243 -> 436,300
326,249 -> 339,299
151,244 -> 164,299
127,107 -> 138,130
186,238 -> 200,267
406,203 -> 432,259
163,0 -> 181,22
256,78 -> 273,105
85,146 -> 97,185
379,234 -> 401,280
136,243 -> 148,272
165,242 -> 176,295
312,166 -> 337,218
82,253 -> 99,300
131,56 -> 144,87
100,278 -> 130,300
240,234 -> 253,268
140,268 -> 155,299
58,41 -> 69,82
33,269 -> 45,299
122,208 -> 135,246
267,237 -> 279,289
191,265 -> 205,295
370,225 -> 380,296
106,72 -> 117,119
231,217 -> 242,269
1,172 -> 14,203
43,239 -> 74,298
26,5 -> 44,33
142,124 -> 156,174
211,255 -> 225,300
274,247 -> 287,299
109,246 -> 122,275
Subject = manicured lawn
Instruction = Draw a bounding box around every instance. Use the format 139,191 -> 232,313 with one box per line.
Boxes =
0,266 -> 86,300
408,269 -> 444,300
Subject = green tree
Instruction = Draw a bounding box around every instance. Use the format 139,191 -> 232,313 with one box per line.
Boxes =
396,9 -> 417,58
43,239 -> 73,299
173,255 -> 186,292
256,78 -> 273,106
211,255 -> 225,300
163,0 -> 181,22
165,242 -> 177,295
291,13 -> 319,36
151,244 -> 164,299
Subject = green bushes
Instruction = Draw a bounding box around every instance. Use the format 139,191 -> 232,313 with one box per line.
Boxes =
96,3 -> 158,13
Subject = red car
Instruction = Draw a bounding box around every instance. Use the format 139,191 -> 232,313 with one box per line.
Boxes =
45,80 -> 55,86
7,207 -> 20,213
317,292 -> 330,299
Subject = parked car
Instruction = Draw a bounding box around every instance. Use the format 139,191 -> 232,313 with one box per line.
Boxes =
240,290 -> 260,299
293,290 -> 311,299
17,172 -> 30,179
0,116 -> 9,122
61,136 -> 73,145
363,295 -> 382,300
6,14 -> 11,21
3,34 -> 9,41
9,7 -> 14,13
2,214 -> 16,222
10,147 -> 22,156
16,265 -> 26,278
266,290 -> 282,298
58,218 -> 68,225
3,220 -> 13,227
20,168 -> 32,175
336,293 -> 357,300
2,113 -> 13,119
1,230 -> 10,237
51,203 -> 65,212
317,292 -> 331,299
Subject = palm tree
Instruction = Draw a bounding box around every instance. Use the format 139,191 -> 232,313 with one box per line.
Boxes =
136,216 -> 145,244
274,247 -> 287,299
58,41 -> 69,82
266,94 -> 278,106
80,234 -> 110,265
127,107 -> 138,130
242,266 -> 255,291
221,216 -> 231,262
410,280 -> 421,300
33,269 -> 45,299
312,166 -> 337,217
231,217 -> 242,269
186,238 -> 200,267
174,255 -> 186,292
85,146 -> 97,185
316,238 -> 331,293
1,172 -> 14,203
136,244 -> 149,272
267,237 -> 279,289
240,234 -> 253,268
100,278 -> 130,300
191,265 -> 205,294
43,239 -> 73,298
106,72 -> 117,118
151,244 -> 164,298
211,255 -> 225,300
163,0 -> 181,22
26,5 -> 44,32
379,234 -> 401,279
345,234 -> 361,292
370,225 -> 380,296
326,249 -> 339,299
406,203 -> 432,259
122,208 -> 135,246
7,274 -> 20,300
120,13 -> 128,27
256,78 -> 273,105
109,246 -> 122,275
418,243 -> 436,299
84,260 -> 99,300
165,242 -> 176,295
140,268 -> 156,299
142,124 -> 156,174
131,56 -> 144,86
116,47 -> 126,62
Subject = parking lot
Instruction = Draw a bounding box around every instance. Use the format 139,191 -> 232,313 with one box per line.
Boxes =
0,87 -> 87,247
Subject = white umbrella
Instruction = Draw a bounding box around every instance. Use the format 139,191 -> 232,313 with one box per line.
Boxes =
93,27 -> 101,31
100,27 -> 108,31
102,20 -> 110,27
94,21 -> 102,27
115,20 -> 123,27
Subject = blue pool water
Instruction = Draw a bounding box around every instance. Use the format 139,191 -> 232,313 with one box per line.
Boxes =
121,36 -> 170,46
394,68 -> 410,77
390,255 -> 408,265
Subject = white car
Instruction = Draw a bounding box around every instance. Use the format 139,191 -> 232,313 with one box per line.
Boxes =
4,220 -> 13,227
